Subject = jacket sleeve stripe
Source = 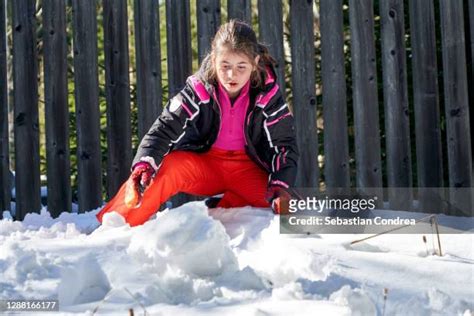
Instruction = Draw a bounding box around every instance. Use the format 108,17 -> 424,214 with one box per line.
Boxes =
263,119 -> 278,153
181,103 -> 193,117
170,111 -> 199,145
180,90 -> 200,112
276,147 -> 288,172
256,84 -> 279,108
270,179 -> 289,189
169,91 -> 200,144
266,112 -> 291,127
276,153 -> 280,171
271,152 -> 276,172
268,103 -> 288,117
188,75 -> 211,103
263,117 -> 281,174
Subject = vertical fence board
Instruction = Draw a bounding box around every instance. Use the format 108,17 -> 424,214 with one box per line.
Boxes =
469,0 -> 474,169
196,0 -> 220,63
439,0 -> 473,216
379,0 -> 412,210
166,0 -> 193,207
257,0 -> 285,97
0,0 -> 10,215
470,0 -> 474,68
134,0 -> 162,140
103,0 -> 132,199
408,0 -> 444,213
72,0 -> 103,212
320,0 -> 350,190
166,0 -> 192,96
12,0 -> 41,220
227,0 -> 251,23
43,0 -> 71,217
290,0 -> 318,188
348,0 -> 383,200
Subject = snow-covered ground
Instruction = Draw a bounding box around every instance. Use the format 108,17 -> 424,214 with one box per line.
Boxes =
0,202 -> 473,315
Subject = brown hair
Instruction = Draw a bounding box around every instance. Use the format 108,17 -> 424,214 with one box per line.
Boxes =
199,19 -> 276,89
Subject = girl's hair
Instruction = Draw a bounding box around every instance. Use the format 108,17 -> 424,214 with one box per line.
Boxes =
200,19 -> 276,89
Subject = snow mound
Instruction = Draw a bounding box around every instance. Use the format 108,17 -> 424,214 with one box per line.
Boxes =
128,203 -> 238,277
119,202 -> 268,305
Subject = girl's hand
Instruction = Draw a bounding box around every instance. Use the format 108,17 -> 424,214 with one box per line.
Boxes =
131,162 -> 155,188
124,162 -> 155,208
265,186 -> 291,214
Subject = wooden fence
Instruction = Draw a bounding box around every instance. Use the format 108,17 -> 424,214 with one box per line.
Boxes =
0,0 -> 472,220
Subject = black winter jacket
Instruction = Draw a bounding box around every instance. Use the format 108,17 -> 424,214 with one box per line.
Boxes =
133,65 -> 299,189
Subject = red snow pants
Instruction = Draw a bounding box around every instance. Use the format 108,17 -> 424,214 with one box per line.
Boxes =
96,148 -> 270,226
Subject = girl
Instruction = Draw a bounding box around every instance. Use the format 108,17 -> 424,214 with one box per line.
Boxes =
97,20 -> 298,227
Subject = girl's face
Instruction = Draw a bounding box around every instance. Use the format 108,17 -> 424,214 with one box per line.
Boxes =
215,49 -> 260,98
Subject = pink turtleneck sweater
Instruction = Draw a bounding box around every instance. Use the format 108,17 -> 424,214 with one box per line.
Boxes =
212,80 -> 250,150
